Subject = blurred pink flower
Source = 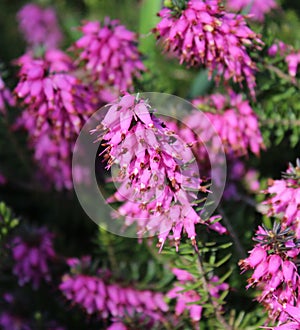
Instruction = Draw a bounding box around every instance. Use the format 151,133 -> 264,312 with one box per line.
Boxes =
227,0 -> 277,22
0,75 -> 15,114
12,227 -> 56,289
192,91 -> 265,157
60,257 -> 168,326
14,50 -> 97,190
285,52 -> 300,78
17,3 -> 63,50
268,41 -> 300,78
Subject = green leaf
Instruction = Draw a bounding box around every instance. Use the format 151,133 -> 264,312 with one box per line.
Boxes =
138,0 -> 161,54
214,253 -> 232,268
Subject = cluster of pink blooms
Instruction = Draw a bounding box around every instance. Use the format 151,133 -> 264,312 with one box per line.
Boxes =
227,0 -> 277,22
192,91 -> 265,157
14,50 -> 97,190
268,41 -> 300,78
239,223 -> 300,327
263,160 -> 300,237
17,3 -> 63,50
94,94 -> 224,250
0,74 -> 15,114
167,268 -> 228,327
59,257 -> 168,328
11,227 -> 56,289
155,0 -> 263,97
72,19 -> 145,93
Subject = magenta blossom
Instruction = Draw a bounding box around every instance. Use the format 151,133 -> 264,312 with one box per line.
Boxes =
155,0 -> 263,97
60,257 -> 168,327
72,19 -> 145,93
263,161 -> 300,238
93,94 -> 218,250
12,227 -> 56,289
17,3 -> 63,50
285,52 -> 300,78
14,50 -> 97,190
192,91 -> 265,157
227,0 -> 277,22
268,41 -> 300,78
240,223 -> 300,324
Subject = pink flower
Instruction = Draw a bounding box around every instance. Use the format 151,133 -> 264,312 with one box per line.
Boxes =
17,3 -> 63,50
107,323 -> 128,330
239,223 -> 300,323
284,304 -> 300,324
192,91 -> 265,157
155,0 -> 263,97
12,227 -> 56,289
60,257 -> 168,326
72,19 -> 145,93
263,322 -> 300,329
263,161 -> 300,238
0,75 -> 15,114
14,50 -> 97,190
227,0 -> 277,22
268,41 -> 288,57
94,94 -> 214,250
267,41 -> 300,78
285,52 -> 300,77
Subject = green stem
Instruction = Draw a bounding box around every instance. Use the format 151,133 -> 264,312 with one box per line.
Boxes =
194,246 -> 233,330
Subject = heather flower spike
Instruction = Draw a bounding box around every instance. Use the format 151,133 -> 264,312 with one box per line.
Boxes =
72,18 -> 145,93
155,0 -> 263,97
240,223 -> 300,324
93,94 -> 217,251
60,257 -> 168,327
263,160 -> 300,237
268,41 -> 300,78
14,50 -> 97,190
192,91 -> 265,157
12,227 -> 56,289
17,3 -> 63,50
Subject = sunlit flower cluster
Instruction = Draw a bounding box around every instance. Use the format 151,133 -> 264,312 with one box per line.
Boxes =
155,0 -> 263,96
240,223 -> 300,325
263,160 -> 300,237
72,19 -> 145,93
